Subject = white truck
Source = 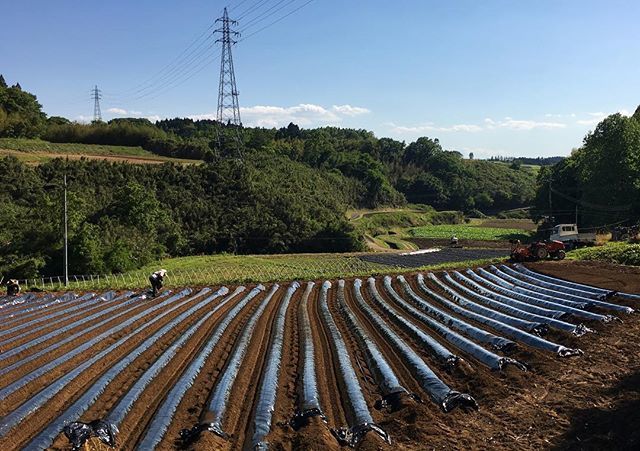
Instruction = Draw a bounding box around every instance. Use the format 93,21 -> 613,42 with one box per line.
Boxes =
549,224 -> 596,249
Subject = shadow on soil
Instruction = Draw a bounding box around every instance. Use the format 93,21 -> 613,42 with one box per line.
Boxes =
553,371 -> 640,450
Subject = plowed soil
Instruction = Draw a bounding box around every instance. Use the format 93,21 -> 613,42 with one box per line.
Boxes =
0,262 -> 638,450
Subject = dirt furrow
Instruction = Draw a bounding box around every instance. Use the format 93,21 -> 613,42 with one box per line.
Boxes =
308,283 -> 348,432
153,286 -> 270,450
0,290 -> 212,449
41,288 -> 244,450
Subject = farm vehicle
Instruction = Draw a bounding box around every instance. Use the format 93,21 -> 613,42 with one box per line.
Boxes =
509,239 -> 566,262
549,224 -> 596,249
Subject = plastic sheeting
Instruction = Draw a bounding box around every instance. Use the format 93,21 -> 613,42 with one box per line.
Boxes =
393,276 -> 525,371
252,283 -> 300,449
442,273 -> 585,334
319,281 -> 390,447
496,265 -> 633,313
423,273 -> 547,335
106,287 -> 240,427
0,289 -> 204,436
491,265 -> 603,308
0,291 -> 126,347
290,282 -> 326,429
442,272 -> 571,324
366,278 -> 458,366
514,264 -> 640,301
355,279 -> 477,412
469,269 -> 609,323
0,292 -> 84,324
137,285 -> 265,450
62,420 -> 117,451
0,293 -> 42,313
1,293 -> 91,337
473,268 -> 590,309
202,284 -> 280,439
394,276 -> 516,352
336,279 -> 409,400
420,274 -> 582,357
24,287 -> 234,450
0,291 -> 151,364
0,289 -> 192,400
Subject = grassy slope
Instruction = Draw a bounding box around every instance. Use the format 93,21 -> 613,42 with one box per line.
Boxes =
349,205 -> 463,250
568,242 -> 640,266
0,138 -> 199,164
35,252 -> 506,290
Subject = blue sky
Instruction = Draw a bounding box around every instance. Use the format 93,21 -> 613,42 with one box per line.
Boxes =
1,0 -> 639,157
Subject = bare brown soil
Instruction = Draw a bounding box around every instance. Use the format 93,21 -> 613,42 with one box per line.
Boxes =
0,263 -> 638,450
407,237 -> 511,250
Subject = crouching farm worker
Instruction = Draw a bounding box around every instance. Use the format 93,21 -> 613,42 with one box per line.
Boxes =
149,269 -> 167,297
6,279 -> 20,296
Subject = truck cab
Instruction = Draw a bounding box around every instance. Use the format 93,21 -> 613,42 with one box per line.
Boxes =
550,223 -> 596,249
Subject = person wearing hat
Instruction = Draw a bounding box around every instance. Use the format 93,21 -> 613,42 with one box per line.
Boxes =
6,279 -> 20,296
149,269 -> 167,297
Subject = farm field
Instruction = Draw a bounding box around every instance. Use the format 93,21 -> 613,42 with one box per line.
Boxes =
359,247 -> 507,268
0,262 -> 638,450
0,138 -> 198,165
409,224 -> 530,241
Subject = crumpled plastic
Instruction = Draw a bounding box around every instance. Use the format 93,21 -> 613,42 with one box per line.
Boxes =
63,420 -> 117,450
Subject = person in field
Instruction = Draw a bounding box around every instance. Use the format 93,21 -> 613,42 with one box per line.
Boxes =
6,279 -> 20,296
149,269 -> 167,297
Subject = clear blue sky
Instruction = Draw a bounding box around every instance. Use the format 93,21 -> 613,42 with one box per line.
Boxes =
2,0 -> 639,157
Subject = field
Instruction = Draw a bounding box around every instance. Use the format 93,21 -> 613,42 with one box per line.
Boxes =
0,138 -> 198,165
0,261 -> 638,450
409,223 -> 531,241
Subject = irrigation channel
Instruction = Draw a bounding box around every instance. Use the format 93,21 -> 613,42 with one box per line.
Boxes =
0,265 -> 637,450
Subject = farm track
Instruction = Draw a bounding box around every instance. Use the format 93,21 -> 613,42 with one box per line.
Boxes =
0,262 -> 639,450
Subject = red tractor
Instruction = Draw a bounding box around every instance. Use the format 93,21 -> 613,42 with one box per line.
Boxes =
509,240 -> 566,262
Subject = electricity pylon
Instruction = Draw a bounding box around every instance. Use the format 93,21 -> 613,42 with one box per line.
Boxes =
92,85 -> 102,122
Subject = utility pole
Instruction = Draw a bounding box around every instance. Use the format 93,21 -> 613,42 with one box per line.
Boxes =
64,173 -> 68,287
92,85 -> 102,122
215,8 -> 243,157
548,177 -> 553,222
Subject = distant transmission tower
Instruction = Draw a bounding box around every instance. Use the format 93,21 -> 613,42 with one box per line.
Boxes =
215,8 -> 241,126
92,85 -> 102,122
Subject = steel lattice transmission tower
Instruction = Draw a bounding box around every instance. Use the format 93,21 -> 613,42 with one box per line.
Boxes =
92,85 -> 102,122
215,8 -> 241,126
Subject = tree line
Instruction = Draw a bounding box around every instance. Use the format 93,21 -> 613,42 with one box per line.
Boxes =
1,75 -> 543,278
0,154 -> 362,279
532,107 -> 640,229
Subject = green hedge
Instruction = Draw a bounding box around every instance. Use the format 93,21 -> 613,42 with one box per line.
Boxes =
570,243 -> 640,266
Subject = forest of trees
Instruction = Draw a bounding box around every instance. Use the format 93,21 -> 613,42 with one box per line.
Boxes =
532,107 -> 640,229
0,155 -> 362,278
1,76 -> 543,278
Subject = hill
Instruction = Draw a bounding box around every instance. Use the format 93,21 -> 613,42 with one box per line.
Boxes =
0,138 -> 198,165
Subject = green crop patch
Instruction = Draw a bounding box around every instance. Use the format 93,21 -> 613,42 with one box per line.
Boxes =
409,224 -> 530,241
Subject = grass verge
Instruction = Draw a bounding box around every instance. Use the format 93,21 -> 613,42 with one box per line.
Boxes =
21,253 -> 508,291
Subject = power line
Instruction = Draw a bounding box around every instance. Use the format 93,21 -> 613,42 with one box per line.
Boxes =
240,0 -> 314,41
104,0 -> 314,105
235,0 -> 272,20
241,0 -> 299,31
